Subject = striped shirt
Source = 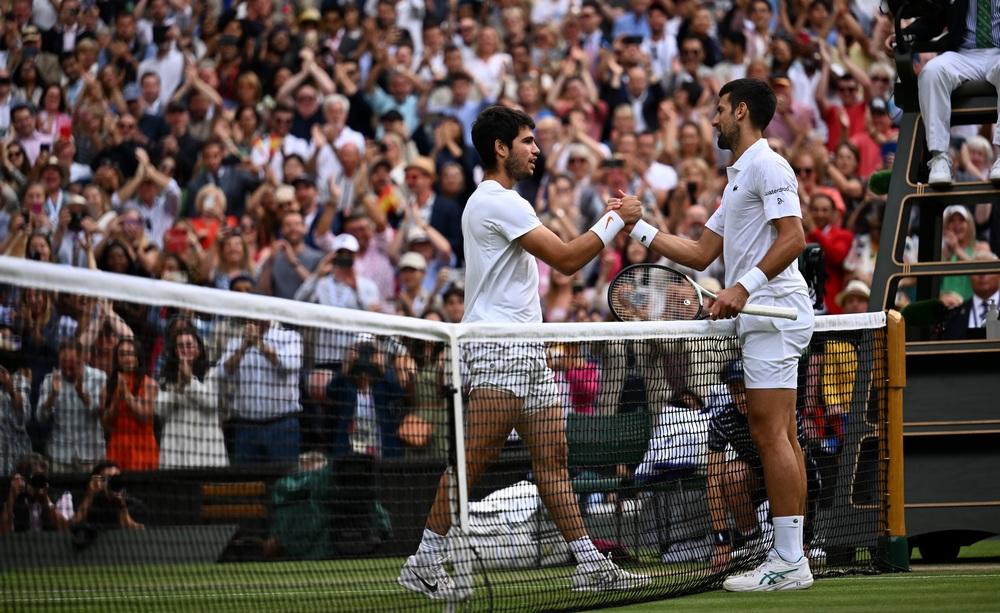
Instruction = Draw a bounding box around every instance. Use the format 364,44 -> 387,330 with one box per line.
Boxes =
707,398 -> 807,465
963,0 -> 1000,49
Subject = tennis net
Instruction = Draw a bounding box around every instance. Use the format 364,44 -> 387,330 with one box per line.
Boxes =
0,258 -> 892,612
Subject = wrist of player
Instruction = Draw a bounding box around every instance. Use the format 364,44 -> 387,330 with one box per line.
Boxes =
736,267 -> 768,295
628,219 -> 658,247
589,211 -> 625,247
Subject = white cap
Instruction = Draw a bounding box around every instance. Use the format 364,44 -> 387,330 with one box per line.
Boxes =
836,279 -> 871,306
942,205 -> 973,225
331,233 -> 360,253
398,251 -> 427,271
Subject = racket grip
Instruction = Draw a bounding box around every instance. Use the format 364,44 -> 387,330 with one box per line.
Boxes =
741,304 -> 799,320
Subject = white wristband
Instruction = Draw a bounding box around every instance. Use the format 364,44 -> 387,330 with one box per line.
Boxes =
590,211 -> 626,247
629,219 -> 659,247
737,267 -> 768,295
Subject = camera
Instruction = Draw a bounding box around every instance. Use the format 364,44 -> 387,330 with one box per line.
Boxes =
29,473 -> 48,490
799,243 -> 826,311
352,342 -> 380,378
69,211 -> 84,232
106,474 -> 124,494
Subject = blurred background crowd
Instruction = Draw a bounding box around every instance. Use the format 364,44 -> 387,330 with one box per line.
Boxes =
0,0 -> 957,323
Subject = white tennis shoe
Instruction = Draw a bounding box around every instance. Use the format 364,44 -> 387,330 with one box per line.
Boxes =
928,153 -> 953,186
571,555 -> 652,592
398,553 -> 466,601
722,549 -> 814,592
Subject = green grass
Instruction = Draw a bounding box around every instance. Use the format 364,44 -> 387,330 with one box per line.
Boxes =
600,568 -> 1000,612
4,539 -> 999,612
603,536 -> 1000,613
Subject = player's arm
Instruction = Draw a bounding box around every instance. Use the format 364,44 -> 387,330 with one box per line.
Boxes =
618,192 -> 722,270
645,226 -> 723,271
710,216 -> 805,319
519,225 -> 605,275
520,198 -> 642,275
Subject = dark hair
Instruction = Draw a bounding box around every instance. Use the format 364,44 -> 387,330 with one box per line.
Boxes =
718,78 -> 776,131
442,284 -> 465,302
471,105 -> 535,171
722,30 -> 747,50
15,452 -> 48,477
58,338 -> 84,355
105,337 -> 147,401
160,326 -> 208,388
91,460 -> 120,476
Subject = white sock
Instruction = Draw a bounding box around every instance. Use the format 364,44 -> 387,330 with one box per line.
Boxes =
772,515 -> 804,562
569,537 -> 604,564
416,528 -> 447,558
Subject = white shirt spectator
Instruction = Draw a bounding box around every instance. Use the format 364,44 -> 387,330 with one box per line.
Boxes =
219,324 -> 303,421
643,161 -> 680,192
250,133 -> 313,184
37,366 -> 107,470
138,46 -> 185,109
128,179 -> 181,249
294,273 -> 383,363
156,366 -> 229,468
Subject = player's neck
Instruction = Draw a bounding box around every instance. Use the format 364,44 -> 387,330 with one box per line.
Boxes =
729,129 -> 763,165
484,169 -> 515,190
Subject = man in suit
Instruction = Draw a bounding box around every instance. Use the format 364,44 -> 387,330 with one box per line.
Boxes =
943,251 -> 1000,339
602,64 -> 668,134
403,156 -> 464,264
916,0 -> 1000,185
184,139 -> 260,219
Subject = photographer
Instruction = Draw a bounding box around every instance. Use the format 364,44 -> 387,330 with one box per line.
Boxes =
70,460 -> 144,530
1,453 -> 70,533
324,335 -> 407,459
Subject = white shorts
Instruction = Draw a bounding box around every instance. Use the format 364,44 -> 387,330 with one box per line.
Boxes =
736,291 -> 815,389
463,342 -> 559,414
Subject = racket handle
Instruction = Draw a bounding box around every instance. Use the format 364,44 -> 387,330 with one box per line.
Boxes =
742,304 -> 799,320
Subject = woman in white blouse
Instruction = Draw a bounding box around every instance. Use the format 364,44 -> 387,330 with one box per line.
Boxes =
156,327 -> 228,468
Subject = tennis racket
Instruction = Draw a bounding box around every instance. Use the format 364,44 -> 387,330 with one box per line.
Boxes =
608,264 -> 798,322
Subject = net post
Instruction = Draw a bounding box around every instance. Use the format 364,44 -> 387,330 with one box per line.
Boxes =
446,335 -> 473,598
879,309 -> 910,571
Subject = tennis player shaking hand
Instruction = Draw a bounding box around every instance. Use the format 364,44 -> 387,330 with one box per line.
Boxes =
622,78 -> 817,591
398,106 -> 649,602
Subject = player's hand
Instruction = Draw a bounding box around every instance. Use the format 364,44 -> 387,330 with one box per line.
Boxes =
615,190 -> 643,224
711,544 -> 733,570
709,285 -> 749,319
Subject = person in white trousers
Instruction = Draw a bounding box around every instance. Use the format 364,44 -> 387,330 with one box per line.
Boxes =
917,0 -> 1000,185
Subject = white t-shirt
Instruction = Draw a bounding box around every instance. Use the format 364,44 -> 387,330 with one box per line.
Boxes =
705,139 -> 808,299
462,180 -> 543,323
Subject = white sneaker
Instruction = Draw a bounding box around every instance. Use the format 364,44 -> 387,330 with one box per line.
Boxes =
572,555 -> 652,592
398,553 -> 464,601
928,153 -> 953,186
722,549 -> 814,592
989,157 -> 1000,183
661,536 -> 712,563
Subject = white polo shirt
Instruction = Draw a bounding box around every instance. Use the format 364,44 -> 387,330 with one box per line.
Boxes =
462,180 -> 543,323
705,139 -> 808,299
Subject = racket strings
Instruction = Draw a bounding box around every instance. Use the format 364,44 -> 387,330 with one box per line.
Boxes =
610,266 -> 703,321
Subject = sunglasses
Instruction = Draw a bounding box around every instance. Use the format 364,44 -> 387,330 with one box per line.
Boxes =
793,166 -> 815,175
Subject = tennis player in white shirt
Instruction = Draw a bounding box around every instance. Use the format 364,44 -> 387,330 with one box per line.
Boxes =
398,106 -> 649,601
625,78 -> 816,591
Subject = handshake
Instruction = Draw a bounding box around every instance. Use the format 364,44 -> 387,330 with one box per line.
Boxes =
604,190 -> 644,227
589,190 -> 655,248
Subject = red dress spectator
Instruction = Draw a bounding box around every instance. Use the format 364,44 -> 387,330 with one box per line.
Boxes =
805,190 -> 854,314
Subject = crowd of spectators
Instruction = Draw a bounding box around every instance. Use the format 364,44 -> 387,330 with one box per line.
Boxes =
0,0 -> 998,481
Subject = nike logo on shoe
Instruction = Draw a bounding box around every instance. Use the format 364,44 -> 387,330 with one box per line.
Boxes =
415,573 -> 438,592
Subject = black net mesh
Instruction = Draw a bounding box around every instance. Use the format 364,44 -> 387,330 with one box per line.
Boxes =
0,270 -> 888,612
